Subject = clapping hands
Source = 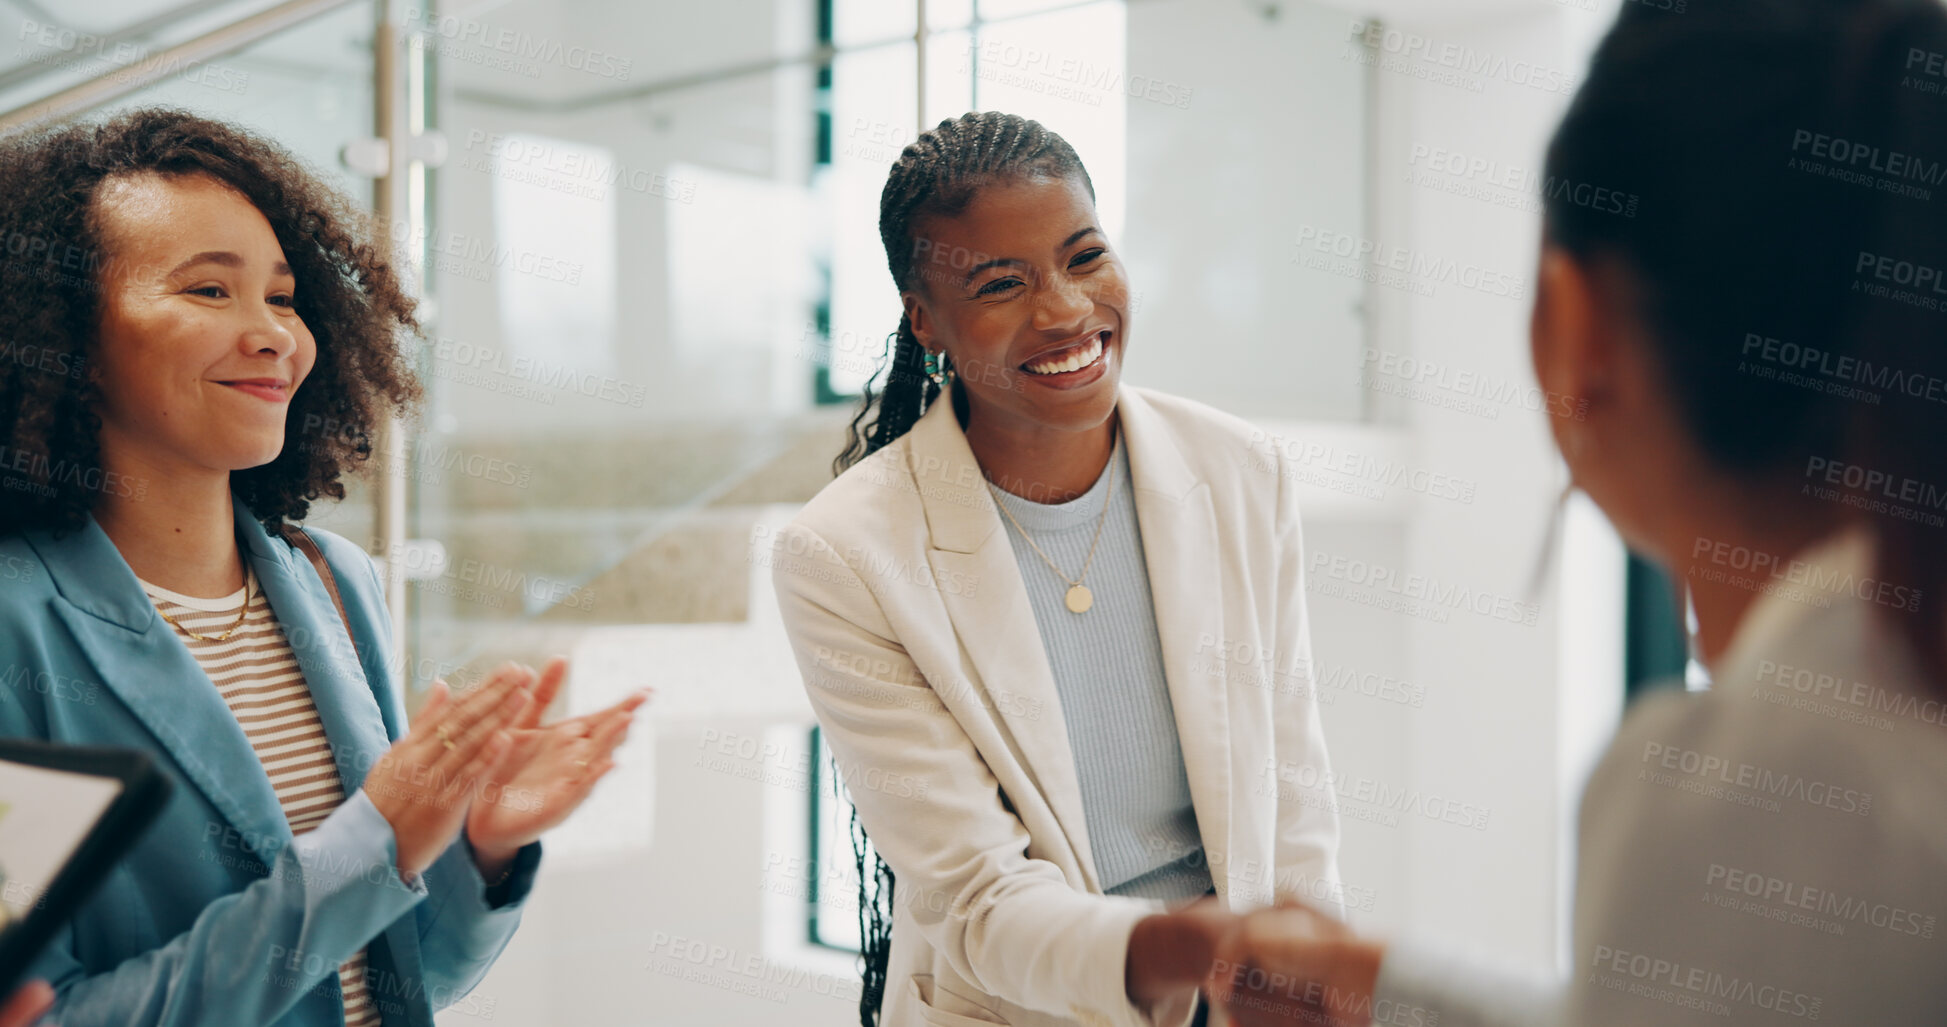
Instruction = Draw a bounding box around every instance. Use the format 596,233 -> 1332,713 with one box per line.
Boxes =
463,657 -> 650,873
363,657 -> 649,883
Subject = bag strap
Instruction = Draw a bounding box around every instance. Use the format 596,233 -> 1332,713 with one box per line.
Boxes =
276,524 -> 357,650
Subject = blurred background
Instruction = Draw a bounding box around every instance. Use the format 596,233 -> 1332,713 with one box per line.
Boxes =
0,0 -> 1695,1022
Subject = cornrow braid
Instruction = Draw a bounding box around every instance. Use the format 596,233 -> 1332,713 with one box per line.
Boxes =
832,110 -> 1094,477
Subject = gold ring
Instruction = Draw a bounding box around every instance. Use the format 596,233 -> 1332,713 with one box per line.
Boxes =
574,759 -> 590,767
442,739 -> 457,752
436,725 -> 453,742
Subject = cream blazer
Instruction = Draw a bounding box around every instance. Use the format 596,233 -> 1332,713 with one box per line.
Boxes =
769,385 -> 1342,1027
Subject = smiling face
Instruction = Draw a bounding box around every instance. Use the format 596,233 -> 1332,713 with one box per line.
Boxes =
89,172 -> 315,482
903,172 -> 1129,441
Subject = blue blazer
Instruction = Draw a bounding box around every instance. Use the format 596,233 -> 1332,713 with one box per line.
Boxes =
0,496 -> 539,1027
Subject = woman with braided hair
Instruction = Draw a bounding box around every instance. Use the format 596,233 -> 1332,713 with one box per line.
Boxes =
771,110 -> 1342,1026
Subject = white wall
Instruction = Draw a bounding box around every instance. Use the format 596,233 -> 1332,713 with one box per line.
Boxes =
1123,0 -> 1370,422
1333,0 -> 1628,971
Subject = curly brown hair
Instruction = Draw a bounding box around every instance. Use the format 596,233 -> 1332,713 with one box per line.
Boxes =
0,107 -> 421,536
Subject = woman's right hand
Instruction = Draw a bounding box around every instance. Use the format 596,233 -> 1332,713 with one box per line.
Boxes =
1125,897 -> 1243,1011
362,664 -> 535,877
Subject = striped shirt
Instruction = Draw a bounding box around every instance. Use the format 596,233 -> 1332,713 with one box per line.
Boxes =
141,567 -> 383,1027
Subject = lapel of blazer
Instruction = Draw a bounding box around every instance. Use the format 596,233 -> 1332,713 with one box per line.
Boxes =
1116,389 -> 1235,900
907,386 -> 1238,897
28,498 -> 397,872
907,393 -> 1105,891
237,499 -> 394,792
241,505 -> 425,1014
29,503 -> 295,865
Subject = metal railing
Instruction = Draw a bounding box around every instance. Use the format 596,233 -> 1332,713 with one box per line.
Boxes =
0,0 -> 358,136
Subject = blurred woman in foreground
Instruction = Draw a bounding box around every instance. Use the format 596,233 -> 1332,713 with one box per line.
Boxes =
1213,1 -> 1947,1024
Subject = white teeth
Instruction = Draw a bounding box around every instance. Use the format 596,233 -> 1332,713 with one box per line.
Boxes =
1025,336 -> 1104,376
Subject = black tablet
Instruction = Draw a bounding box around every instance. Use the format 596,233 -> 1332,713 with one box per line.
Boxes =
0,739 -> 171,1000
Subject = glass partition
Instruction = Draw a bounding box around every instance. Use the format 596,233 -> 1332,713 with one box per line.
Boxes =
0,0 -> 310,108
0,0 -> 380,551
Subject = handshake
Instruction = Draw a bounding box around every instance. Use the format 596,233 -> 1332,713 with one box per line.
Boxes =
1130,898 -> 1387,1027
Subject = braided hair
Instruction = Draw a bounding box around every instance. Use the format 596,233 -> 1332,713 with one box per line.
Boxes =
833,111 -> 1094,476
828,112 -> 1092,1027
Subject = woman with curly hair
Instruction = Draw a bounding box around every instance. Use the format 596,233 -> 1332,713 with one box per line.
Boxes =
0,108 -> 646,1026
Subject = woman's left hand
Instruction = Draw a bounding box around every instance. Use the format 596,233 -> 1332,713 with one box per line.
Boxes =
463,657 -> 650,877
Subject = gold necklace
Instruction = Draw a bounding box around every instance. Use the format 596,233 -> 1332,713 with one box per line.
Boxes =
987,446 -> 1117,614
153,570 -> 253,643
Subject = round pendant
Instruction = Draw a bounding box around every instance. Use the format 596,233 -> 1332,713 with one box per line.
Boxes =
1065,584 -> 1094,614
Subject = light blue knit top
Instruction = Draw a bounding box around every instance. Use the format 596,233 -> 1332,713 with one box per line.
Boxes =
988,434 -> 1212,902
